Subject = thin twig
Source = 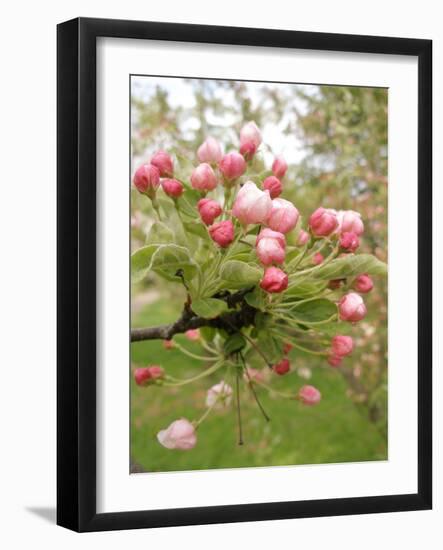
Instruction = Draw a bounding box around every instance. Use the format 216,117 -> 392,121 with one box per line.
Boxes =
240,352 -> 270,422
235,369 -> 243,445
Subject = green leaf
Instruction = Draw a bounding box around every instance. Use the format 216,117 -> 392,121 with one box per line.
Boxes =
285,281 -> 327,299
183,220 -> 210,241
257,331 -> 281,362
220,261 -> 262,289
288,298 -> 337,323
131,243 -> 197,284
238,234 -> 256,246
285,248 -> 303,264
156,196 -> 176,217
229,239 -> 254,256
254,311 -> 270,330
200,327 -> 216,342
192,297 -> 228,319
311,254 -> 387,280
146,221 -> 174,245
176,189 -> 200,218
131,244 -> 158,283
314,320 -> 352,337
223,333 -> 246,355
244,287 -> 267,311
156,198 -> 188,247
151,244 -> 197,281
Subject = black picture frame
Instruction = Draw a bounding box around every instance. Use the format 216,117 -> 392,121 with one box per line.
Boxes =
57,17 -> 432,532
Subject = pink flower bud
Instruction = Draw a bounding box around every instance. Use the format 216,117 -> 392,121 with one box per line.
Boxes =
191,163 -> 218,191
219,152 -> 247,181
134,367 -> 152,386
256,228 -> 286,266
337,210 -> 364,236
239,141 -> 257,161
338,292 -> 367,322
298,385 -> 321,405
309,207 -> 339,237
197,198 -> 222,226
273,358 -> 290,375
134,365 -> 164,386
232,181 -> 273,225
244,367 -> 265,383
263,176 -> 282,198
240,121 -> 262,150
163,339 -> 174,350
157,418 -> 197,450
260,266 -> 288,293
312,252 -> 324,265
185,329 -> 200,341
197,137 -> 223,164
266,198 -> 299,234
297,229 -> 310,246
209,220 -> 235,248
327,355 -> 343,368
133,164 -> 160,197
206,381 -> 233,408
151,150 -> 174,177
339,231 -> 360,252
283,342 -> 293,355
148,365 -> 165,379
272,156 -> 288,178
353,274 -> 374,293
161,178 -> 184,198
331,335 -> 354,357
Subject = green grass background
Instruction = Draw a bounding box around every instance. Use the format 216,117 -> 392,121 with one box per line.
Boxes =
131,294 -> 387,473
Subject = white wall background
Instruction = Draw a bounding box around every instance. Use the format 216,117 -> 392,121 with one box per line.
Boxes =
0,1 -> 440,548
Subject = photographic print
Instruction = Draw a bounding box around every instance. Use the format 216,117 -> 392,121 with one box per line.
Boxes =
130,76 -> 388,474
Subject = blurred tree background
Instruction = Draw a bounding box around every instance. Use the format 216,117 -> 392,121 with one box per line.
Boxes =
131,77 -> 388,473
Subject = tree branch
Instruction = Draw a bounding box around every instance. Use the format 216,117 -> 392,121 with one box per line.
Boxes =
131,288 -> 257,343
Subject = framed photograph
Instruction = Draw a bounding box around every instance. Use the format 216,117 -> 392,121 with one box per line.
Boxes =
57,17 -> 432,532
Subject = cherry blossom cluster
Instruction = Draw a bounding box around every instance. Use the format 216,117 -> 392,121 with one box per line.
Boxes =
132,120 -> 381,451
